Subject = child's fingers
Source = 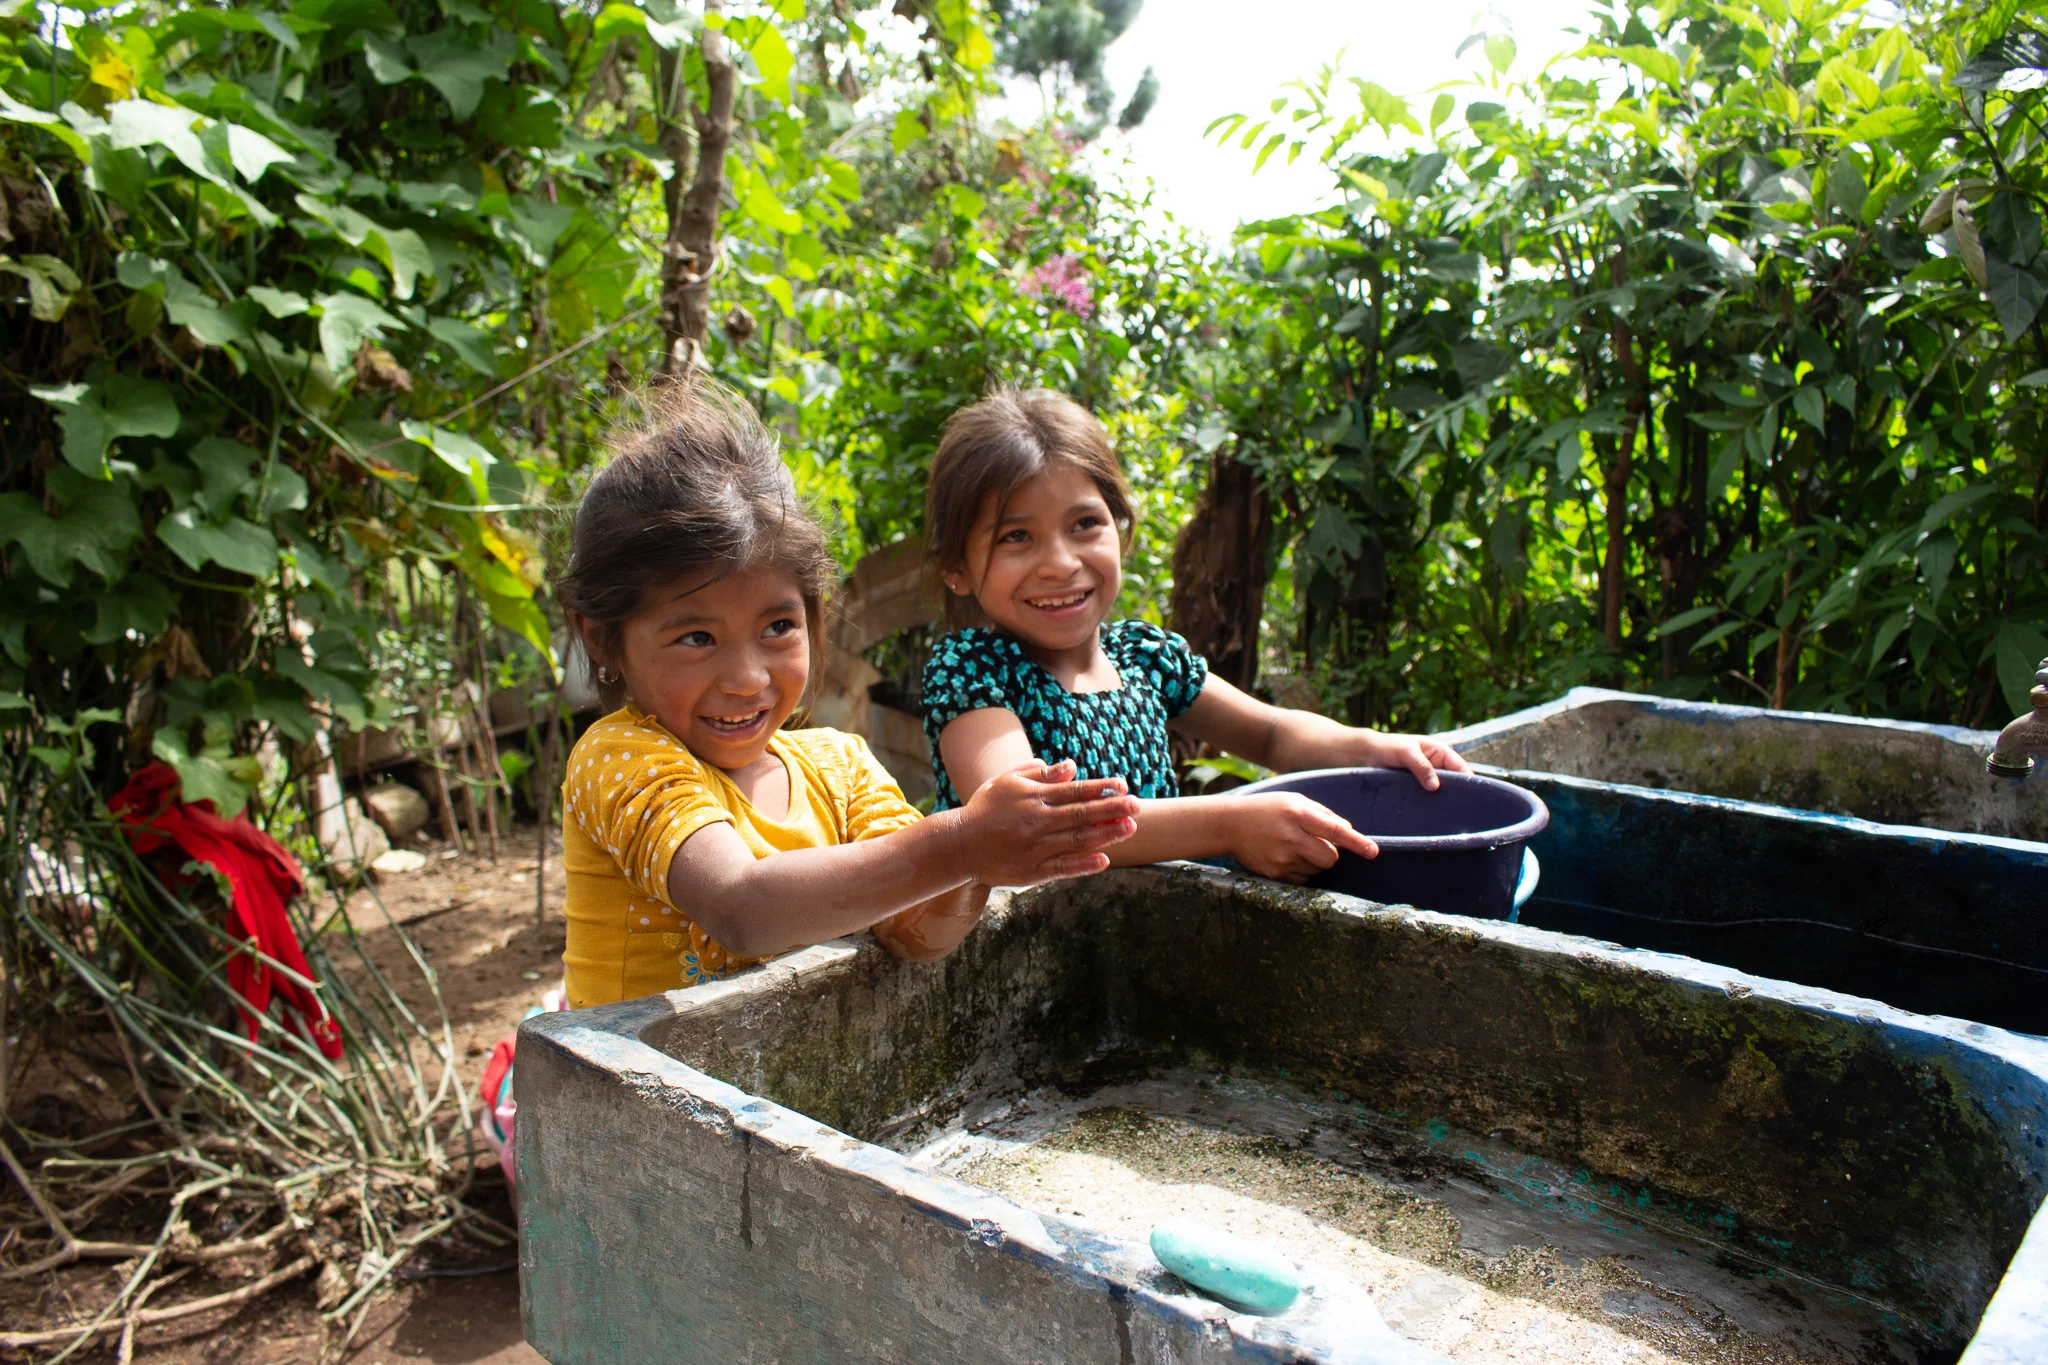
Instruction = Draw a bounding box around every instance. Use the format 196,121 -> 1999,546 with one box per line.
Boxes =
1036,850 -> 1112,882
1395,742 -> 1441,791
1045,792 -> 1141,830
1426,741 -> 1473,774
1062,815 -> 1136,853
1002,757 -> 1078,785
1298,804 -> 1378,860
1035,774 -> 1129,805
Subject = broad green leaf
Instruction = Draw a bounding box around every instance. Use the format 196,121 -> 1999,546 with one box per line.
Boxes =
249,461 -> 310,518
183,438 -> 260,519
1918,536 -> 1957,606
0,470 -> 142,585
0,89 -> 91,161
741,180 -> 803,235
1824,157 -> 1866,223
223,123 -> 293,182
503,196 -> 578,262
1838,105 -> 1925,144
1870,610 -> 1910,668
1792,385 -> 1826,432
891,109 -> 927,152
248,286 -> 310,317
1429,92 -> 1454,134
400,421 -> 497,500
1688,620 -> 1744,654
1352,80 -> 1421,135
956,21 -> 994,71
0,254 -> 82,321
35,377 -> 180,477
1652,605 -> 1721,639
363,33 -> 413,82
592,2 -> 648,45
761,274 -> 795,317
1997,622 -> 2048,715
84,575 -> 175,645
1706,435 -> 1743,503
151,728 -> 254,817
743,20 -> 794,92
157,507 -> 281,576
313,292 -> 405,370
1706,233 -> 1756,279
1918,484 -> 1997,534
106,99 -> 230,187
1620,44 -> 1681,88
378,227 -> 433,299
1985,247 -> 2048,339
1483,33 -> 1516,73
404,28 -> 513,119
427,316 -> 497,375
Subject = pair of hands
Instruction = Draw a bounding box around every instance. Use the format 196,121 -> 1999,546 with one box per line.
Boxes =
1229,732 -> 1471,882
955,732 -> 1470,888
954,758 -> 1139,887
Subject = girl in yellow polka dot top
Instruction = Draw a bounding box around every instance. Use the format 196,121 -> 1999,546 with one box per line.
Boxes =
553,385 -> 1140,1009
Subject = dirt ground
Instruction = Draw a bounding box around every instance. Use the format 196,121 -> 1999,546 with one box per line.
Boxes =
4,828 -> 563,1365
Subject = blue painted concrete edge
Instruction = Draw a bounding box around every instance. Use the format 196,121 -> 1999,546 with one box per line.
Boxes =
1437,685 -> 2013,752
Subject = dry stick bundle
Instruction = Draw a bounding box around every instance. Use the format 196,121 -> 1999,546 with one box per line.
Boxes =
0,743 -> 492,1361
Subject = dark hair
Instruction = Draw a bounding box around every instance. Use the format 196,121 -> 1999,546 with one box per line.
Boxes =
924,387 -> 1134,629
556,382 -> 833,713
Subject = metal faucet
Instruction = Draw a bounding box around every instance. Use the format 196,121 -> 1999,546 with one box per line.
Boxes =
1987,655 -> 2048,779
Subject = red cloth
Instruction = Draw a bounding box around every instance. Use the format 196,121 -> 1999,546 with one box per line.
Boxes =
111,762 -> 344,1060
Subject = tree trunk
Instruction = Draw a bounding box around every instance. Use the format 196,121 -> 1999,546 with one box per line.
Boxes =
656,3 -> 736,376
1170,449 -> 1272,691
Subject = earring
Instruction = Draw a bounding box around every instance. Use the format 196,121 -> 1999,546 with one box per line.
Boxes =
596,666 -> 613,684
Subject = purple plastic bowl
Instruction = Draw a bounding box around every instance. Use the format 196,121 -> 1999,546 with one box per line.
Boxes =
1231,767 -> 1550,919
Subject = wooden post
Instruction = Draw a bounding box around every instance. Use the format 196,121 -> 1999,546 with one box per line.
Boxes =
472,641 -> 503,864
534,692 -> 559,931
424,690 -> 467,856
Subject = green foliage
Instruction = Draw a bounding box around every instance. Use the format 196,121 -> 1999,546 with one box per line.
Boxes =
771,127 -> 1225,624
1213,0 -> 2048,730
0,0 -> 671,814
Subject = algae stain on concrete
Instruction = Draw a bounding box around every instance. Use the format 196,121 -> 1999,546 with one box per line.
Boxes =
934,1097 -> 1859,1365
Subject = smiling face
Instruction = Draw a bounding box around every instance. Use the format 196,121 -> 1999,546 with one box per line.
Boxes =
943,462 -> 1123,660
586,566 -> 812,774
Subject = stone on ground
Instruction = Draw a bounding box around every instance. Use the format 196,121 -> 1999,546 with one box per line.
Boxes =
363,781 -> 431,840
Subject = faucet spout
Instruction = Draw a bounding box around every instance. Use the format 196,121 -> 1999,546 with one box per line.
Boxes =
1987,655 -> 2048,779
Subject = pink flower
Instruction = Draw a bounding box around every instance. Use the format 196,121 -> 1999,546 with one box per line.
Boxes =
1021,252 -> 1095,319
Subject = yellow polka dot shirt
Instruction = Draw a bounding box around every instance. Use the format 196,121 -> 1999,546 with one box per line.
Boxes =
559,707 -> 921,1007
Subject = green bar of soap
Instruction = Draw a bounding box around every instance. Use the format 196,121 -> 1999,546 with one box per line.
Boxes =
1149,1220 -> 1303,1313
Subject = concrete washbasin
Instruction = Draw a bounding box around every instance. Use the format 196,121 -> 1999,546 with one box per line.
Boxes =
517,865 -> 2048,1364
1441,689 -> 2048,1036
1442,687 -> 2048,842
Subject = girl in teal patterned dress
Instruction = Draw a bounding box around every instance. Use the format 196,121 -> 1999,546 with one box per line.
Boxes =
919,388 -> 1470,883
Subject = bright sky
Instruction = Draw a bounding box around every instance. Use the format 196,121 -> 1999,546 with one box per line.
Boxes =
1053,0 -> 1604,243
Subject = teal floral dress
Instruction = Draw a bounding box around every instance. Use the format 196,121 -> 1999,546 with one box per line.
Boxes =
920,620 -> 1210,811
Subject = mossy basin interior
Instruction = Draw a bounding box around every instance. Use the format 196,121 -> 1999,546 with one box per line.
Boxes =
517,866 -> 2048,1365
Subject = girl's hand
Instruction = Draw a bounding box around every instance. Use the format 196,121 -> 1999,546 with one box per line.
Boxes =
1229,792 -> 1378,884
959,759 -> 1139,887
1358,732 -> 1472,790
